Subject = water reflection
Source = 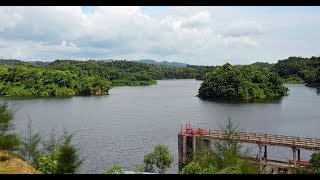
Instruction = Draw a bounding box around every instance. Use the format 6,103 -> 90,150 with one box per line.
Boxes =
198,96 -> 284,104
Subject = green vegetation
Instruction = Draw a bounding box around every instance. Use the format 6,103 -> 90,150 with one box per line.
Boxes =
310,152 -> 320,170
31,130 -> 83,174
272,56 -> 320,85
138,59 -> 188,67
0,64 -> 111,96
105,165 -> 125,174
18,117 -> 42,165
132,164 -> 144,174
53,131 -> 83,174
0,103 -> 20,151
291,152 -> 320,174
180,117 -> 260,174
250,62 -> 274,70
198,63 -> 288,100
35,151 -> 58,174
143,144 -> 174,174
0,59 -> 215,96
16,119 -> 84,174
32,130 -> 83,174
1,56 -> 320,97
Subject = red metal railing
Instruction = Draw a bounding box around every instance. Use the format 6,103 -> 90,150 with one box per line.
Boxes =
180,123 -> 210,136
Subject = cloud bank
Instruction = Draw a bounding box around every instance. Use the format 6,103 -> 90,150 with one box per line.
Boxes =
0,6 -> 320,65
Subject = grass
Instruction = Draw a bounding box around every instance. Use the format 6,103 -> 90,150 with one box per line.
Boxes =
0,150 -> 39,174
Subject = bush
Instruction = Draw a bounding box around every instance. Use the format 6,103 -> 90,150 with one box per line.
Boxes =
180,162 -> 203,174
105,165 -> 125,174
35,151 -> 59,174
34,130 -> 83,174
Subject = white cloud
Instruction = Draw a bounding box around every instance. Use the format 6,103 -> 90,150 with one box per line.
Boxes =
0,7 -> 23,31
221,20 -> 263,37
223,36 -> 258,47
0,6 -> 319,65
161,11 -> 212,33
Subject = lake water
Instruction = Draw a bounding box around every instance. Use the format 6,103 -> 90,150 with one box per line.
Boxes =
2,79 -> 320,173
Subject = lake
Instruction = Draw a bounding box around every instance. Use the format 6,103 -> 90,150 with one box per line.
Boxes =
2,79 -> 320,173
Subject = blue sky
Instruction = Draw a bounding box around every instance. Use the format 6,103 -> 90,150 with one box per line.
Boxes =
0,6 -> 320,65
81,6 -> 97,14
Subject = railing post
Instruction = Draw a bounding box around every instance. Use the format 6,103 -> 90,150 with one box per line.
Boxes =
297,149 -> 300,167
264,145 -> 267,163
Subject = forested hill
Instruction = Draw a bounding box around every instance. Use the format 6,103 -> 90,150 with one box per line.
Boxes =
137,59 -> 188,67
0,59 -> 214,96
0,56 -> 319,96
271,56 -> 320,86
198,63 -> 289,100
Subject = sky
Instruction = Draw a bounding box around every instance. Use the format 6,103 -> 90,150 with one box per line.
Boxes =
0,6 -> 320,65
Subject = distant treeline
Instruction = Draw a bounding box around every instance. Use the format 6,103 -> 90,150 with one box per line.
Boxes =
0,56 -> 319,96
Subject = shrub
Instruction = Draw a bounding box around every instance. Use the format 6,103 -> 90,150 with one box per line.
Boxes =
105,165 -> 125,174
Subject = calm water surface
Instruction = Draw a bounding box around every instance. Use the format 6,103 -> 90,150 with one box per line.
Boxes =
2,79 -> 320,173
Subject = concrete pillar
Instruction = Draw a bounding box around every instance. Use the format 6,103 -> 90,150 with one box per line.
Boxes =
292,147 -> 297,167
178,134 -> 182,167
192,136 -> 196,160
259,144 -> 263,171
182,135 -> 187,164
207,139 -> 212,149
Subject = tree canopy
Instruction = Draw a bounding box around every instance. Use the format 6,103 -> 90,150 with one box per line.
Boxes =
272,56 -> 320,86
198,63 -> 288,100
0,59 -> 215,96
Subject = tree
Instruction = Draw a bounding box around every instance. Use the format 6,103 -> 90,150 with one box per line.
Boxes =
143,152 -> 155,173
0,102 -> 20,151
34,129 -> 84,174
54,130 -> 84,174
198,63 -> 288,100
310,152 -> 320,169
18,115 -> 42,165
143,144 -> 174,174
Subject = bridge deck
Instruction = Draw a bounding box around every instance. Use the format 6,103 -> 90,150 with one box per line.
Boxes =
184,130 -> 320,151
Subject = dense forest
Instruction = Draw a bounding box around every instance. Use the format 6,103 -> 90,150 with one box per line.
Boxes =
0,59 -> 213,96
0,64 -> 111,96
198,63 -> 289,99
0,56 -> 319,97
271,56 -> 320,87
